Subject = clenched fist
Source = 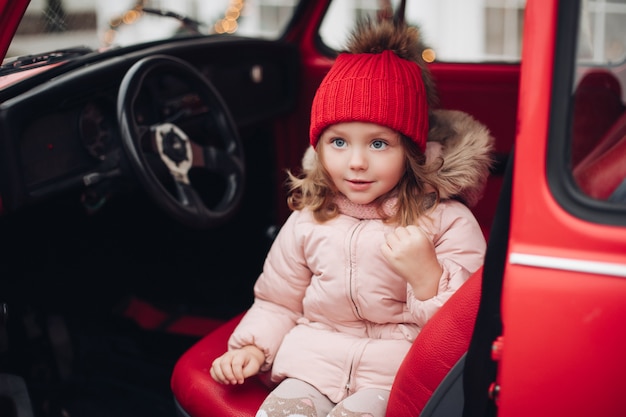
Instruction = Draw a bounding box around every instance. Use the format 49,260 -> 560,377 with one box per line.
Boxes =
381,225 -> 443,300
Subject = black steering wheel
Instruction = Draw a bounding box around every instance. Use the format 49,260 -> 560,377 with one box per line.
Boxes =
117,55 -> 245,229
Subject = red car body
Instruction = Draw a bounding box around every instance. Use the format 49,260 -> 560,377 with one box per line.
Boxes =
1,0 -> 625,416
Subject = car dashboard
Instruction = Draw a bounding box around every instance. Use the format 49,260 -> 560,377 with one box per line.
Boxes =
0,36 -> 299,212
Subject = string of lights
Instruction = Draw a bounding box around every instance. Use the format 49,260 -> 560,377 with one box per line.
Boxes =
104,1 -> 246,46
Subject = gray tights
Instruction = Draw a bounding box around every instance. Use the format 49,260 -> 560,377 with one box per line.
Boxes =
255,378 -> 389,417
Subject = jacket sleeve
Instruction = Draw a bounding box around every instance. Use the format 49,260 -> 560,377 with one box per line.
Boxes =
406,201 -> 486,327
227,210 -> 312,370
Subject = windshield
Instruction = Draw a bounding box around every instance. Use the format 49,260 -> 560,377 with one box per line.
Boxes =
7,0 -> 297,59
7,0 -> 536,67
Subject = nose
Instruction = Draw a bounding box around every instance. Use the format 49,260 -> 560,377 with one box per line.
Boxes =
349,148 -> 368,170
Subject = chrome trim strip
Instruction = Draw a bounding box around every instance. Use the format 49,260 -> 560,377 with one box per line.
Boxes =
509,253 -> 626,278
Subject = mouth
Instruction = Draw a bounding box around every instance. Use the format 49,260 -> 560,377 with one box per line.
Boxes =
346,179 -> 373,190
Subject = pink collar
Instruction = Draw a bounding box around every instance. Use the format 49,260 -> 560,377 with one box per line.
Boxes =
334,194 -> 397,220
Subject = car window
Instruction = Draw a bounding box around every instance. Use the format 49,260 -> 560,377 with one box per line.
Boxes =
320,0 -> 526,63
7,1 -> 528,65
570,0 -> 626,204
6,0 -> 300,59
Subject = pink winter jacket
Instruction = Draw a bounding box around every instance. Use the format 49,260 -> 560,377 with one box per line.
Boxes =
229,199 -> 485,402
228,110 -> 493,403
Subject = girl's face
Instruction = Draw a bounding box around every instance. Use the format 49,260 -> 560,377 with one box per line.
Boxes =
318,122 -> 406,205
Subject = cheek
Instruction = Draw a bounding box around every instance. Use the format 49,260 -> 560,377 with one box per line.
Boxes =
319,152 -> 343,177
388,167 -> 405,185
378,155 -> 405,182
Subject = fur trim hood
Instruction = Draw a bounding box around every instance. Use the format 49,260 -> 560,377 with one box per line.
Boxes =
425,109 -> 494,207
301,109 -> 494,208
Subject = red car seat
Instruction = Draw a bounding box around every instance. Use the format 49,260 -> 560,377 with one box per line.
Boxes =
574,111 -> 626,201
570,70 -> 624,167
170,266 -> 483,417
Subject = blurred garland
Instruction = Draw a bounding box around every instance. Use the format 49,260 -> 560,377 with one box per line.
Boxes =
104,0 -> 245,46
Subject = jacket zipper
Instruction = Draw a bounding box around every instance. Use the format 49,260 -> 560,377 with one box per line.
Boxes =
346,223 -> 370,398
345,339 -> 369,397
348,221 -> 364,319
345,361 -> 354,396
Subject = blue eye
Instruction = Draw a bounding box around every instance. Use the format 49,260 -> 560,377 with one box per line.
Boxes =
331,138 -> 347,148
371,140 -> 387,150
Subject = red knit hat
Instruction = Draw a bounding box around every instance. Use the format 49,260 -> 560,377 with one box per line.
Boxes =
309,49 -> 429,152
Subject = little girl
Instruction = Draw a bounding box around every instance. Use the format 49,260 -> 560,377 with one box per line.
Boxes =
210,18 -> 494,417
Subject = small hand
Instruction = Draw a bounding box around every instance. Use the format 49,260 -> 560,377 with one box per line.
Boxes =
210,345 -> 265,384
381,225 -> 443,300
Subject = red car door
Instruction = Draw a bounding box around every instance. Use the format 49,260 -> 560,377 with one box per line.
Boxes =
495,1 -> 626,416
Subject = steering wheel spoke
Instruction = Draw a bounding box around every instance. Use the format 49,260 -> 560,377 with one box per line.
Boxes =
117,55 -> 245,229
198,145 -> 243,177
173,179 -> 203,209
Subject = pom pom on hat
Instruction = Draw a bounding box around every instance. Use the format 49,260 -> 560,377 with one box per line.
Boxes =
309,19 -> 436,152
